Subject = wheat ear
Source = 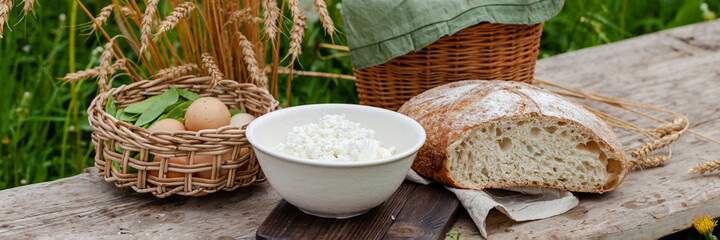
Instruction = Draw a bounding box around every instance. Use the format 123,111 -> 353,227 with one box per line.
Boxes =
312,0 -> 334,36
688,158 -> 720,174
140,0 -> 159,53
630,115 -> 688,160
262,0 -> 279,40
201,53 -> 223,89
97,40 -> 115,92
91,5 -> 114,33
157,2 -> 195,35
154,63 -> 198,80
225,8 -> 261,26
630,155 -> 669,170
652,116 -> 688,137
21,0 -> 34,17
236,32 -> 266,87
119,6 -> 136,18
0,0 -> 12,39
288,14 -> 307,63
63,59 -> 125,82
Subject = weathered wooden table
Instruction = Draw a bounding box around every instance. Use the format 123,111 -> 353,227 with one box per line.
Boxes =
2,20 -> 719,239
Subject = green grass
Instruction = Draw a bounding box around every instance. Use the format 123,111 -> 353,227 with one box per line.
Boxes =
0,0 -> 718,237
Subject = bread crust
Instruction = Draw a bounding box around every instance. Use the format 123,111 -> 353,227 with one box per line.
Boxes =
398,80 -> 628,193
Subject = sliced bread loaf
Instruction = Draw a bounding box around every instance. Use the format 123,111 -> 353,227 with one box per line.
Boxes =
398,80 -> 628,193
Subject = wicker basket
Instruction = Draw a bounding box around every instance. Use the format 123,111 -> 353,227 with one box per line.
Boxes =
354,22 -> 544,111
88,75 -> 279,198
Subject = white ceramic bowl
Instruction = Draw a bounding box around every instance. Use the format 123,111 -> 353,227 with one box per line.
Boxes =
246,104 -> 426,219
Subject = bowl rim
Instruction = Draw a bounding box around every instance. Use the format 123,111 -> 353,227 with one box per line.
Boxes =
246,104 -> 426,168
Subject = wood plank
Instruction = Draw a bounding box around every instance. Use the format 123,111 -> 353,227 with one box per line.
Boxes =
0,168 -> 283,239
382,183 -> 460,240
257,182 -> 461,240
451,19 -> 720,239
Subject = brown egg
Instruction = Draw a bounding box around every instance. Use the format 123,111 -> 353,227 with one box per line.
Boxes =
149,156 -> 187,178
149,118 -> 186,132
193,154 -> 229,179
184,97 -> 231,131
229,113 -> 256,128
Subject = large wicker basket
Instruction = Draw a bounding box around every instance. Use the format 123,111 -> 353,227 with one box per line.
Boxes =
88,75 -> 279,198
354,22 -> 544,111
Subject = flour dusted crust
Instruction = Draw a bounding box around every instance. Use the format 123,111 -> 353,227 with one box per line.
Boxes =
398,80 -> 628,193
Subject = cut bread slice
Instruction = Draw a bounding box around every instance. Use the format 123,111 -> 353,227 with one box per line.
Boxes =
398,80 -> 628,193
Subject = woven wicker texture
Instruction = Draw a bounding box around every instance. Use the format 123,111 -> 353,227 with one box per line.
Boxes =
88,75 -> 279,198
354,22 -> 543,111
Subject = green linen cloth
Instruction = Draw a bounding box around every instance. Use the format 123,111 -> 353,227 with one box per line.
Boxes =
341,0 -> 564,69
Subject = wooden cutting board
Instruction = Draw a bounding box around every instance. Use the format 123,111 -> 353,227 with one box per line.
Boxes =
256,181 -> 461,240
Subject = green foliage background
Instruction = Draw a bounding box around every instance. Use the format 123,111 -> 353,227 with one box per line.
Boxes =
0,0 -> 717,194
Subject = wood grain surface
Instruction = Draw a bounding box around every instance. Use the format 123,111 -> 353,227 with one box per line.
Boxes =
0,20 -> 719,239
256,182 -> 460,240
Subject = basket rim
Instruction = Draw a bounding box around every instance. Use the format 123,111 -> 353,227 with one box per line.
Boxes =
90,75 -> 279,140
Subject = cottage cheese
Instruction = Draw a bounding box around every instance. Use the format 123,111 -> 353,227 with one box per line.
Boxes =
275,114 -> 396,162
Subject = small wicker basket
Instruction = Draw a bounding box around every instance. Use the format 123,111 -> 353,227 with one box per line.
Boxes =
88,75 -> 279,198
354,22 -> 544,111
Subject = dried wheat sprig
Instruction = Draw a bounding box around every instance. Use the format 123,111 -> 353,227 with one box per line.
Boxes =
262,0 -> 279,40
630,155 -> 669,170
63,68 -> 101,82
153,63 -> 198,80
225,7 -> 261,26
157,2 -> 195,35
236,32 -> 266,87
652,115 -> 688,137
63,59 -> 126,82
312,0 -> 334,36
0,0 -> 12,39
91,5 -> 114,32
288,0 -> 300,17
688,158 -> 720,174
288,14 -> 307,63
201,53 -> 223,89
140,0 -> 159,53
630,130 -> 685,160
97,40 -> 115,92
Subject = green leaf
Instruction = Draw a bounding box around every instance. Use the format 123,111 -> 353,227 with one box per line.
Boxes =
165,101 -> 192,120
105,94 -> 116,116
125,88 -> 179,114
134,89 -> 180,127
116,108 -> 139,123
177,88 -> 201,101
229,109 -> 244,115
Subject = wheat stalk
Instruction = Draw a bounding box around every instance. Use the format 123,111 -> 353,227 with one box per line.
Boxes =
0,0 -> 12,39
312,0 -> 334,36
201,53 -> 223,89
157,2 -> 195,35
262,0 -> 279,40
225,7 -> 261,26
140,0 -> 159,53
288,14 -> 307,63
154,63 -> 198,80
688,158 -> 720,174
91,5 -> 114,33
236,32 -> 266,88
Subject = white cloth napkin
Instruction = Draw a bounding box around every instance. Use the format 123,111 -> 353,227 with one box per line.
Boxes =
405,170 -> 579,238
